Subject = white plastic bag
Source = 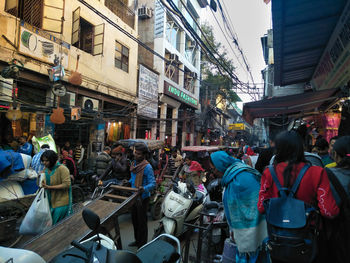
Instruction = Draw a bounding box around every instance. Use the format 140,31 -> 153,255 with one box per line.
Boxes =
19,188 -> 52,235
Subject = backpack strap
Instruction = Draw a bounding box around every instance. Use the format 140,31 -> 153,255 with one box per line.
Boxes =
326,168 -> 348,205
268,165 -> 288,198
289,164 -> 310,197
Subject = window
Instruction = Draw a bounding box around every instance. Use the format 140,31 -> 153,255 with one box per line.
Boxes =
5,0 -> 64,33
165,52 -> 180,83
115,41 -> 129,72
184,69 -> 195,93
105,0 -> 135,29
72,7 -> 105,55
166,16 -> 181,51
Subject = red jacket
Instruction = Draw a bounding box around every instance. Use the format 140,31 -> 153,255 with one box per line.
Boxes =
258,162 -> 339,218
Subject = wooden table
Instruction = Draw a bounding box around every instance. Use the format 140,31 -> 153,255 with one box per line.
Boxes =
21,188 -> 138,262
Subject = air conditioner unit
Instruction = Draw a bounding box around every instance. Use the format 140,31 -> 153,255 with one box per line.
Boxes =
0,76 -> 13,102
82,96 -> 99,111
60,91 -> 76,107
138,7 -> 152,19
169,53 -> 179,62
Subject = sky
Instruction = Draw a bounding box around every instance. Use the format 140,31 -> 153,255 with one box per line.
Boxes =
201,0 -> 272,106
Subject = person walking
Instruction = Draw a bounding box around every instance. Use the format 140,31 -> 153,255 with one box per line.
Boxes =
97,146 -> 128,185
257,131 -> 339,263
324,136 -> 350,262
210,151 -> 268,262
95,146 -> 112,178
128,143 -> 156,248
31,144 -> 50,174
41,150 -> 72,225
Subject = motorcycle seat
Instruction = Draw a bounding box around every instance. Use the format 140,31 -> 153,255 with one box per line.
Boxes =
192,191 -> 205,206
204,201 -> 220,210
136,239 -> 180,263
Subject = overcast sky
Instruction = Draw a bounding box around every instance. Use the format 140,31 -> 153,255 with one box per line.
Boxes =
201,0 -> 272,105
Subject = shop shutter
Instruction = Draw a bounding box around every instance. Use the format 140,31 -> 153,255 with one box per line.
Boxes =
42,0 -> 65,33
93,23 -> 105,56
72,7 -> 80,46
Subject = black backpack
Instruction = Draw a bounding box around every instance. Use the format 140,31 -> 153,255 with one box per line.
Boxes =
264,164 -> 320,263
325,168 -> 350,262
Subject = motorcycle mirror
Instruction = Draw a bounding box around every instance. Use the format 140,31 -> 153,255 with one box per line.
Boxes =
82,208 -> 100,231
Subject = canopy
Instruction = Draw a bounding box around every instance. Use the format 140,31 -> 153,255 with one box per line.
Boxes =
243,88 -> 340,125
272,0 -> 347,86
181,146 -> 221,152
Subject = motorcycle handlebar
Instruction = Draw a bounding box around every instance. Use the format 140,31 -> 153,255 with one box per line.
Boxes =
71,240 -> 89,254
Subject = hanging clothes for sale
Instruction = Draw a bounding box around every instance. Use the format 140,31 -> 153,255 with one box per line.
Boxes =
124,124 -> 130,139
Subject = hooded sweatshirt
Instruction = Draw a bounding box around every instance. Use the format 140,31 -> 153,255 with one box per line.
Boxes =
210,151 -> 268,255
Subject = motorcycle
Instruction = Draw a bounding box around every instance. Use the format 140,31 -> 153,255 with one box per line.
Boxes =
200,179 -> 228,262
154,180 -> 208,237
0,208 -> 181,263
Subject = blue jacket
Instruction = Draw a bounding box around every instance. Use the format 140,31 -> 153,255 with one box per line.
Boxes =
129,162 -> 156,199
0,149 -> 25,176
18,142 -> 33,156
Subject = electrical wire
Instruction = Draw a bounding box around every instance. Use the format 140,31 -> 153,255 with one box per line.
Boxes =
162,0 -> 256,100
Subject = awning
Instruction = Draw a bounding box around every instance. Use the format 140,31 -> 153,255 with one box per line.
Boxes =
243,88 -> 340,125
272,0 -> 347,86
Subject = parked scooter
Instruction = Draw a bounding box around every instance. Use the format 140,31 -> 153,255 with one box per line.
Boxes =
154,180 -> 208,237
0,208 -> 181,263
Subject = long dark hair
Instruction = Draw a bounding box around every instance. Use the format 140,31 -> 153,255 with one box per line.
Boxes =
40,150 -> 58,169
274,131 -> 307,188
333,136 -> 350,169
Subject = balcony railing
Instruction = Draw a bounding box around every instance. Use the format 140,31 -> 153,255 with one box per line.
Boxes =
105,0 -> 135,29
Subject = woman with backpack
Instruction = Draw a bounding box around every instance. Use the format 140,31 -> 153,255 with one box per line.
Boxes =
257,130 -> 339,263
324,135 -> 350,262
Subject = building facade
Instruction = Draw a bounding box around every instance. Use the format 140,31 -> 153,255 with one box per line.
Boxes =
0,0 -> 139,159
137,0 -> 201,147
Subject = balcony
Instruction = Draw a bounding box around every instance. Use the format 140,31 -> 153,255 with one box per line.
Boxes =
105,0 -> 135,29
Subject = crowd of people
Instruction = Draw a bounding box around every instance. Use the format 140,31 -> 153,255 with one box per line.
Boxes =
2,127 -> 350,262
208,129 -> 350,263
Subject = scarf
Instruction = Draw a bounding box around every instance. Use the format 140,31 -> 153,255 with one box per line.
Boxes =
130,159 -> 149,187
211,151 -> 267,256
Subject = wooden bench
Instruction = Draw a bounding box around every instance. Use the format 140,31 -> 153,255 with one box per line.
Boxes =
21,187 -> 138,262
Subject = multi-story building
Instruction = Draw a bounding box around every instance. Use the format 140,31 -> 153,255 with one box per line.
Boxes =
0,0 -> 138,155
137,0 -> 201,147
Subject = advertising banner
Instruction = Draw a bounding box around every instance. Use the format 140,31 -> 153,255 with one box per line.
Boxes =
137,65 -> 159,118
19,22 -> 70,68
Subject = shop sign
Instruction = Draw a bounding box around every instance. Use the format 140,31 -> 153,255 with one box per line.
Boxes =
19,21 -> 70,68
164,82 -> 198,108
229,123 -> 245,131
154,1 -> 165,38
138,65 -> 159,119
311,3 -> 350,90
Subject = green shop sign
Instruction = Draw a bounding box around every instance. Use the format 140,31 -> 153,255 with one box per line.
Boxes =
164,82 -> 198,107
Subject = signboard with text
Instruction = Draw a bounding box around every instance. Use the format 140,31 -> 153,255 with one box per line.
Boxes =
19,22 -> 70,68
137,65 -> 159,118
229,123 -> 245,131
311,2 -> 350,90
164,81 -> 198,108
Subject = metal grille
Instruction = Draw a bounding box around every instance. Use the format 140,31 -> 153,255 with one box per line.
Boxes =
105,0 -> 135,29
23,0 -> 43,28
